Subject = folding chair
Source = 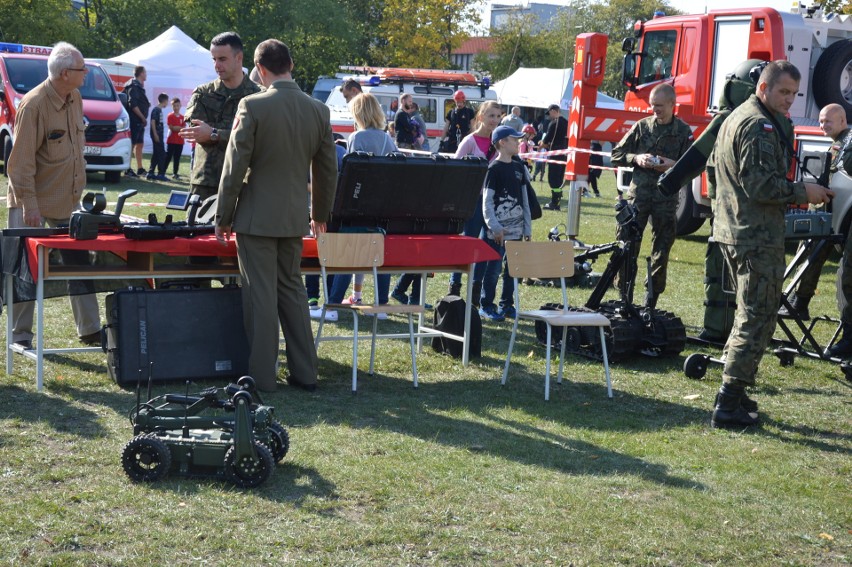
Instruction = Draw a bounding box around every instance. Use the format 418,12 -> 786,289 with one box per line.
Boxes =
314,233 -> 425,393
502,240 -> 613,400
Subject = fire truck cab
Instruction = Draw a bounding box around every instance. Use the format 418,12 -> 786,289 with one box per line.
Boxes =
0,43 -> 131,183
326,67 -> 497,150
566,5 -> 851,235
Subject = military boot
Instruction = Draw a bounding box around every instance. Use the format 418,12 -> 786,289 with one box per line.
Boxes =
778,294 -> 811,320
711,382 -> 760,429
543,191 -> 561,211
714,390 -> 758,414
470,281 -> 482,309
825,323 -> 852,359
448,282 -> 462,297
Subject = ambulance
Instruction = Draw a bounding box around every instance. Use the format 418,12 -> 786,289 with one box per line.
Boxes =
326,67 -> 497,150
0,43 -> 131,183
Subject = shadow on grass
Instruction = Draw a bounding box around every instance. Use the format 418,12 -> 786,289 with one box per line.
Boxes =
0,384 -> 110,438
287,357 -> 707,491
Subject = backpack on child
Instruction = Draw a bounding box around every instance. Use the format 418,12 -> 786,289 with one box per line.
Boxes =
431,295 -> 481,359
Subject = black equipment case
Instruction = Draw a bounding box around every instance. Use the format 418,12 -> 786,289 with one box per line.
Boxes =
328,153 -> 488,234
103,286 -> 249,385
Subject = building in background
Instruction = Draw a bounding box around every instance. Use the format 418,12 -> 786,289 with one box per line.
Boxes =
450,37 -> 495,71
490,2 -> 569,32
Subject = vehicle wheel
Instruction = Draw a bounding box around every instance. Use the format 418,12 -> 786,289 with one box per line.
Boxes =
813,39 -> 852,121
121,434 -> 171,482
224,440 -> 274,488
267,421 -> 290,462
683,353 -> 709,380
104,170 -> 121,183
2,136 -> 11,177
675,185 -> 705,236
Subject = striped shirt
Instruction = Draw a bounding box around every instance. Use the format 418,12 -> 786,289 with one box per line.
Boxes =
7,79 -> 86,219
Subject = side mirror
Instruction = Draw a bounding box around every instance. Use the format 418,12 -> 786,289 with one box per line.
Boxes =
621,53 -> 637,91
621,37 -> 636,54
118,91 -> 127,106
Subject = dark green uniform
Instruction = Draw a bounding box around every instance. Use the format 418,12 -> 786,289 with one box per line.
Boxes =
185,74 -> 261,199
610,115 -> 693,298
710,94 -> 808,386
787,128 -> 852,317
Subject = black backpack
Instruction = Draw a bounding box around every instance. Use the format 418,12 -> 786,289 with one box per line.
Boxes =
431,295 -> 481,359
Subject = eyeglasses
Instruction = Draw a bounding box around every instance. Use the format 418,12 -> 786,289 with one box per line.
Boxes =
66,66 -> 88,73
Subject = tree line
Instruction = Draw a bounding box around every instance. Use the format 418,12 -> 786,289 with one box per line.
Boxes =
2,0 -> 847,96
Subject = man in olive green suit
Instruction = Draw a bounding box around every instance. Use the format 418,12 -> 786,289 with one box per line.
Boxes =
216,39 -> 337,392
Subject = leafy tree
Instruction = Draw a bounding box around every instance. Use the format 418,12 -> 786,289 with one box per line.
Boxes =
473,11 -> 575,82
0,0 -> 87,49
376,0 -> 481,68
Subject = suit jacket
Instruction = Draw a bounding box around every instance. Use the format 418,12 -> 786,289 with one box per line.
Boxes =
216,79 -> 337,237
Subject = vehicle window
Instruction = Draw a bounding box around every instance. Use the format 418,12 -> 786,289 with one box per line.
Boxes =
79,65 -> 116,101
412,97 -> 436,124
639,30 -> 677,85
5,58 -> 47,94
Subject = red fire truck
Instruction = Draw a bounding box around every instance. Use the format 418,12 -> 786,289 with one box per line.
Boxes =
564,4 -> 852,235
0,43 -> 131,183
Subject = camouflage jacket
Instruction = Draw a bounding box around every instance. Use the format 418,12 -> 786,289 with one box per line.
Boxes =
610,115 -> 693,201
830,127 -> 852,177
185,74 -> 261,188
710,95 -> 807,249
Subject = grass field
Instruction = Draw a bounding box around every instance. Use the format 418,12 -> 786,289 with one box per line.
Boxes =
0,162 -> 849,566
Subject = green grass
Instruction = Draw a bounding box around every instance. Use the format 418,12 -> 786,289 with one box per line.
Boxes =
0,165 -> 849,565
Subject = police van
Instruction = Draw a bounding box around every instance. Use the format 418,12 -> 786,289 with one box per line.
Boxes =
326,67 -> 497,151
0,43 -> 131,182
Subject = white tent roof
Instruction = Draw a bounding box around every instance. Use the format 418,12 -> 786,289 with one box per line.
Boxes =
111,26 -> 218,152
493,67 -> 622,110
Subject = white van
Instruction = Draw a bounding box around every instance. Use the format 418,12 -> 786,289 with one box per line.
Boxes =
327,69 -> 497,151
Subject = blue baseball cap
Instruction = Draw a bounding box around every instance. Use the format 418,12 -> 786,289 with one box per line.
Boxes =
492,125 -> 524,144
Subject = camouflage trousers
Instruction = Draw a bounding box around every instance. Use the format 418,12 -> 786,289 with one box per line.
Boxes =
615,191 -> 677,297
792,230 -> 852,324
720,243 -> 785,386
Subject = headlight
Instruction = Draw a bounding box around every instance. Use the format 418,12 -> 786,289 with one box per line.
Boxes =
115,108 -> 129,132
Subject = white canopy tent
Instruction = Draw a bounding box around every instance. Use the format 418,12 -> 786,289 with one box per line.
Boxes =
493,67 -> 622,110
111,26 -> 217,153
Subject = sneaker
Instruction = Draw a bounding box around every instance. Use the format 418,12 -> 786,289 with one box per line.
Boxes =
342,295 -> 362,305
137,168 -> 147,176
125,168 -> 138,178
391,290 -> 409,305
172,173 -> 181,179
322,309 -> 338,322
155,174 -> 169,182
145,172 -> 155,180
308,297 -> 319,309
479,305 -> 505,322
500,305 -> 517,319
365,311 -> 388,320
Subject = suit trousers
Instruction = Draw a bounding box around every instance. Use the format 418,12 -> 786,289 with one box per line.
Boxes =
7,208 -> 101,342
236,233 -> 317,390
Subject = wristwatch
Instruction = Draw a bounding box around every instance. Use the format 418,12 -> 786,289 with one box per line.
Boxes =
210,128 -> 219,142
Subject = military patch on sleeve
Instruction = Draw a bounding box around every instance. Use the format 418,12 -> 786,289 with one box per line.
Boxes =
762,122 -> 774,132
233,116 -> 240,128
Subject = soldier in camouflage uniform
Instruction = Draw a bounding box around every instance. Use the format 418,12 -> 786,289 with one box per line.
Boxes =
610,83 -> 693,309
779,103 -> 852,358
709,61 -> 833,429
180,32 -> 261,200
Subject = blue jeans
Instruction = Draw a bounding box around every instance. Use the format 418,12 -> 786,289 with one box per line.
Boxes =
305,274 -> 333,300
450,196 -> 488,287
329,273 -> 390,304
480,235 -> 514,311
